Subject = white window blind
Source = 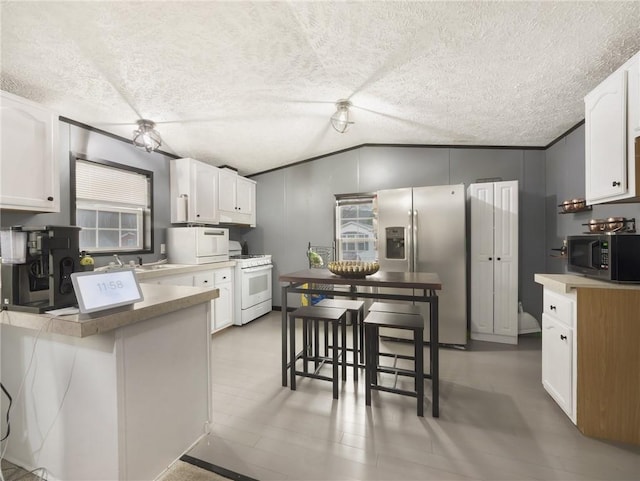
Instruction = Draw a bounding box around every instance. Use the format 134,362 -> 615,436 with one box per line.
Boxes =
76,160 -> 148,206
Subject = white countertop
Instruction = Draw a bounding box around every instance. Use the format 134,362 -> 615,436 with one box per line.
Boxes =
0,283 -> 219,338
132,260 -> 236,281
534,273 -> 640,294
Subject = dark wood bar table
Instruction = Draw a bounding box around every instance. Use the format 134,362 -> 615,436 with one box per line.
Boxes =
279,269 -> 442,417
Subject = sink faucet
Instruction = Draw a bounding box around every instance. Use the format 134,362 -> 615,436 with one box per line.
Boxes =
113,254 -> 124,267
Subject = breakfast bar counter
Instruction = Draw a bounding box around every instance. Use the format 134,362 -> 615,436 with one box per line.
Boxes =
0,282 -> 219,337
0,283 -> 218,480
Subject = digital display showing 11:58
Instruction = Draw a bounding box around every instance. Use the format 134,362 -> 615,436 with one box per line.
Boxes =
96,280 -> 125,292
71,269 -> 144,314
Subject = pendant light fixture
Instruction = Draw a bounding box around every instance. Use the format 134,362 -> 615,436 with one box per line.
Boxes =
132,119 -> 162,152
330,100 -> 354,133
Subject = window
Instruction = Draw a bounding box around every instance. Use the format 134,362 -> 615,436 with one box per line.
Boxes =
335,194 -> 377,261
71,155 -> 152,254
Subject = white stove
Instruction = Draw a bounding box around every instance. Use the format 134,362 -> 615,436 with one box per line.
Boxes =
229,242 -> 273,325
230,254 -> 272,268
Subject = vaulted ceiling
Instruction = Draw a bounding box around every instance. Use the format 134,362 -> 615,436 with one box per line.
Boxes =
2,1 -> 640,175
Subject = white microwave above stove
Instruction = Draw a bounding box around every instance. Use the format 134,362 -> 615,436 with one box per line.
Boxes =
167,227 -> 229,264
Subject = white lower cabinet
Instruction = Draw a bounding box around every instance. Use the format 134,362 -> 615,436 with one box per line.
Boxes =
213,269 -> 233,332
541,288 -> 577,423
158,268 -> 234,334
194,268 -> 233,333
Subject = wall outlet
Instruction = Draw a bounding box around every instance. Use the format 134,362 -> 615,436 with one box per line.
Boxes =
160,243 -> 166,254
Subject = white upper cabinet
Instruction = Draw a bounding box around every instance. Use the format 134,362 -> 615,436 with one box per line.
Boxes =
1,90 -> 60,212
170,158 -> 219,224
585,51 -> 640,204
218,168 -> 256,227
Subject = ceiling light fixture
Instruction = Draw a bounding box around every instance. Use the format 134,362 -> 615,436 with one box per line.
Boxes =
330,100 -> 354,133
132,119 -> 162,152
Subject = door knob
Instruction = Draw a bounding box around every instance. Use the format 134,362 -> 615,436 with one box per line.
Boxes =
612,181 -> 621,187
560,334 -> 567,340
550,305 -> 556,310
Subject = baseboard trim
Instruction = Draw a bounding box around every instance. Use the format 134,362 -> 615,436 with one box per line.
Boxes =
180,454 -> 259,481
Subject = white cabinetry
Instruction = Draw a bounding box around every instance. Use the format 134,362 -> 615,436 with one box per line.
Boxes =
0,90 -> 59,212
170,158 -> 219,224
585,50 -> 640,204
153,267 -> 234,333
469,180 -> 519,344
213,268 -> 233,332
541,288 -> 577,423
218,168 -> 256,226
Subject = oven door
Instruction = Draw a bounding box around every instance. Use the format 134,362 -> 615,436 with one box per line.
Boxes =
240,264 -> 273,309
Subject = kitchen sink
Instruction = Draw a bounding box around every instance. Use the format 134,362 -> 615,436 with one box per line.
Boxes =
134,264 -> 172,272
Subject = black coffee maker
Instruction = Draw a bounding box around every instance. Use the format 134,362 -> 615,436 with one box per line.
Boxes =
1,226 -> 81,313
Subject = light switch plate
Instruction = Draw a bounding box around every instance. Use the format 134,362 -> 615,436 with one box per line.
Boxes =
160,243 -> 166,254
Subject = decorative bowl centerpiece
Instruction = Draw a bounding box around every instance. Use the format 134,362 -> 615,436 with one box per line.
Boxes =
327,260 -> 379,278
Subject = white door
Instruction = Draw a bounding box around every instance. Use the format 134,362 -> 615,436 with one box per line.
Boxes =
493,181 -> 518,337
193,162 -> 218,223
236,177 -> 254,216
585,68 -> 628,203
542,313 -> 573,417
469,183 -> 495,334
214,281 -> 233,331
0,91 -> 59,212
218,169 -> 237,213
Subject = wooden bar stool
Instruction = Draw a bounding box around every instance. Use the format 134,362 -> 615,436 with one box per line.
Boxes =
364,310 -> 425,416
289,305 -> 347,399
315,298 -> 365,377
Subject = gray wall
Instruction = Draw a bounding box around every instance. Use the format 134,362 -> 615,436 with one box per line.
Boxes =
245,145 -> 547,321
544,125 -> 640,273
0,121 -> 174,267
10,117 -> 634,324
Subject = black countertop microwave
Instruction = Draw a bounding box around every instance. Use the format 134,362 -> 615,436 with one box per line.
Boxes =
567,234 -> 640,283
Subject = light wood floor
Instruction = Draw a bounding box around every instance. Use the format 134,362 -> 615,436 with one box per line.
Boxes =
188,311 -> 640,480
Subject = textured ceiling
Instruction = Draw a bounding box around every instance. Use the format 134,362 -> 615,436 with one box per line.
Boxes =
2,1 -> 640,175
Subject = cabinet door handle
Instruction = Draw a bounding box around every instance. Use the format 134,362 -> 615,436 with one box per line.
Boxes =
488,257 -> 492,261
47,196 -> 54,201
496,257 -> 501,261
550,305 -> 556,311
560,334 -> 567,341
612,181 -> 621,187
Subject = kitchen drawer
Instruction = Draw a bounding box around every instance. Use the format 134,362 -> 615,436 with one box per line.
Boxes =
543,289 -> 575,327
214,267 -> 232,284
193,271 -> 214,288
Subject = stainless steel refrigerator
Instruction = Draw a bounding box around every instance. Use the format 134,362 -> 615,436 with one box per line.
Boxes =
376,184 -> 467,346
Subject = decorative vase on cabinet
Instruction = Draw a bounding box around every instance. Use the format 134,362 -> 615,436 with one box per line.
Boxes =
468,180 -> 519,344
0,90 -> 60,212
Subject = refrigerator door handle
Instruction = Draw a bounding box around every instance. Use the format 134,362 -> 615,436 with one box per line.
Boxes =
413,209 -> 418,272
407,210 -> 413,272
